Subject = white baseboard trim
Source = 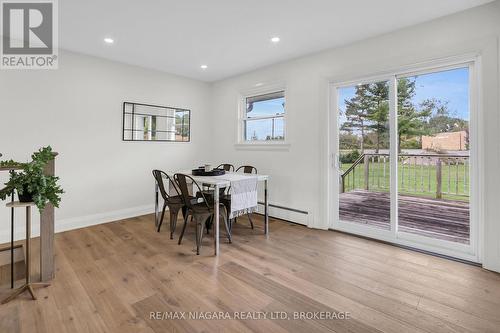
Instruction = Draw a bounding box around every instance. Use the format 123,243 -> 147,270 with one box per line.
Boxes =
256,202 -> 315,227
0,204 -> 154,244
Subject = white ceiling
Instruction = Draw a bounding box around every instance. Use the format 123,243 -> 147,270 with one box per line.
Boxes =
60,0 -> 493,82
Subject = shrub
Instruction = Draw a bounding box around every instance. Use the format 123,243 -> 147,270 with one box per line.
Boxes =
340,149 -> 361,164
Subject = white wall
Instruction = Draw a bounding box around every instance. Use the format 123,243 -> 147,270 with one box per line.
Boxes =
0,50 -> 212,242
210,2 -> 500,271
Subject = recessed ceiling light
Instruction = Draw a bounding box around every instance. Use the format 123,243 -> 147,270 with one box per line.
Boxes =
270,37 -> 280,43
200,64 -> 208,69
255,83 -> 263,87
104,38 -> 114,44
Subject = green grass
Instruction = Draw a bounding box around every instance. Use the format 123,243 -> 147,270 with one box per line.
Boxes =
341,160 -> 469,202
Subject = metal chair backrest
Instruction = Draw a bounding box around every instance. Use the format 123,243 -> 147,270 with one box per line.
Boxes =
152,170 -> 180,202
236,165 -> 258,174
174,173 -> 210,210
216,163 -> 235,172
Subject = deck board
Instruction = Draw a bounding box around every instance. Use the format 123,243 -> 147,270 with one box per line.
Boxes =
339,190 -> 470,244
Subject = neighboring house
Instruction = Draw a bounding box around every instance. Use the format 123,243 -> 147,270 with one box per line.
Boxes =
421,131 -> 468,151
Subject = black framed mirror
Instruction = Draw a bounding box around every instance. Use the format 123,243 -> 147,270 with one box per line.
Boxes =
122,102 -> 191,142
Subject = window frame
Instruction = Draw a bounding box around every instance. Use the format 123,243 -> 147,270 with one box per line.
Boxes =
238,87 -> 288,146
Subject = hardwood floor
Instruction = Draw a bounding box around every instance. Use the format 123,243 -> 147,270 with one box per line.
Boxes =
1,213 -> 500,333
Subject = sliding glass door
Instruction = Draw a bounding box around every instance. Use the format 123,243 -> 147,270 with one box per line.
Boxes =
336,80 -> 392,233
331,61 -> 477,261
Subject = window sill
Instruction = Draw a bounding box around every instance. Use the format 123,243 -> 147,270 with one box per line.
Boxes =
234,142 -> 291,151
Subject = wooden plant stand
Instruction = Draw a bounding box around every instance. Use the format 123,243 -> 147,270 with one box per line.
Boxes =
1,202 -> 50,304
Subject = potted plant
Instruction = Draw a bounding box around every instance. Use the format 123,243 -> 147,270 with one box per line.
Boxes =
0,146 -> 63,211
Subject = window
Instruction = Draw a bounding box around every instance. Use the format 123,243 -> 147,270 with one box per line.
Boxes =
242,91 -> 285,142
123,102 -> 190,142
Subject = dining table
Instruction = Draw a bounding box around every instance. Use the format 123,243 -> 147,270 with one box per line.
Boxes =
154,170 -> 269,255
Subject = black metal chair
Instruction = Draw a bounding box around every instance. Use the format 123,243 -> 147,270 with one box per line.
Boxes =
152,170 -> 191,239
174,173 -> 232,255
221,165 -> 258,231
235,165 -> 258,174
216,163 -> 235,172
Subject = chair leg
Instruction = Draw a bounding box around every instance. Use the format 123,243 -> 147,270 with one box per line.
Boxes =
196,219 -> 205,255
181,205 -> 188,220
199,221 -> 205,252
178,213 -> 189,245
247,214 -> 254,229
157,203 -> 167,232
195,222 -> 200,255
222,213 -> 232,243
169,208 -> 179,239
206,216 -> 213,235
226,209 -> 232,232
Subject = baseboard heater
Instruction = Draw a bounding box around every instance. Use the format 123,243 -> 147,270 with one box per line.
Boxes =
257,202 -> 309,215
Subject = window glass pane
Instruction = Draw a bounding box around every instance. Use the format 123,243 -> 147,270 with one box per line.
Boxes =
175,110 -> 190,141
337,80 -> 391,230
397,67 -> 470,244
245,117 -> 284,141
124,103 -> 134,113
246,91 -> 285,118
133,104 -> 176,117
123,129 -> 132,140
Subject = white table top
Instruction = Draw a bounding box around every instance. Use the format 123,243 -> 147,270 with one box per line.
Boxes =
167,170 -> 268,187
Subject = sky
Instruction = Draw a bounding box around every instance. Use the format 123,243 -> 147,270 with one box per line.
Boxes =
245,97 -> 285,140
412,67 -> 469,120
338,66 -> 470,125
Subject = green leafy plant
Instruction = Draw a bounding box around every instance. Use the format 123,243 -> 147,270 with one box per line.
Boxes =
340,149 -> 361,164
0,146 -> 63,211
0,159 -> 25,169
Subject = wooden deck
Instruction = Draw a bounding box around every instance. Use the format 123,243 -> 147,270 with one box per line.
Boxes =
340,190 -> 470,244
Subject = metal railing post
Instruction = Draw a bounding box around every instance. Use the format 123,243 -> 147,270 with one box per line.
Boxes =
436,158 -> 442,199
364,154 -> 370,191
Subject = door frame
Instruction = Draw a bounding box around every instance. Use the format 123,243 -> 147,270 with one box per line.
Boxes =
327,54 -> 482,263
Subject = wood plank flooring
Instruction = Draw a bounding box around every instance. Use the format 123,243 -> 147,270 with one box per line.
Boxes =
340,190 -> 470,243
1,213 -> 499,333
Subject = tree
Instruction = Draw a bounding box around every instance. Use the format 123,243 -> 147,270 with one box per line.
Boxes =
421,98 -> 468,134
341,84 -> 372,153
366,82 -> 389,153
397,78 -> 431,152
339,133 -> 359,150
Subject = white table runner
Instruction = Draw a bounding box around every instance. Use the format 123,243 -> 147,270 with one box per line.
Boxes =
220,173 -> 258,218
